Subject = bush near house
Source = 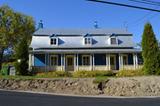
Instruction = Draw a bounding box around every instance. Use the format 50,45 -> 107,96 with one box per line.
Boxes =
72,70 -> 115,78
35,70 -> 115,78
116,69 -> 144,77
36,71 -> 72,78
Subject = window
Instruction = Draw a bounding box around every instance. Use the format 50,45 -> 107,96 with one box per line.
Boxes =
50,55 -> 58,66
50,38 -> 58,45
110,37 -> 117,45
123,55 -> 128,65
84,37 -> 92,45
82,55 -> 90,65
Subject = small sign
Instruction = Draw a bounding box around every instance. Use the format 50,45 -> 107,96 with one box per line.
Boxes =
9,66 -> 16,76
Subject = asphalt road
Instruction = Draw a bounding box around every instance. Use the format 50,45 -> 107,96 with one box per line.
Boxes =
0,90 -> 160,106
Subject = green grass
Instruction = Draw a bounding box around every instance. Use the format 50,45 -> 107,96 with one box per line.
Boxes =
0,74 -> 48,80
93,76 -> 109,84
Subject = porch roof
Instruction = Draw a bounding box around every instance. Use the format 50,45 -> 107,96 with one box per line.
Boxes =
30,48 -> 141,54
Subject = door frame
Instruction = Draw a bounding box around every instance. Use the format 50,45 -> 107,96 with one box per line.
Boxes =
66,55 -> 74,71
110,55 -> 116,70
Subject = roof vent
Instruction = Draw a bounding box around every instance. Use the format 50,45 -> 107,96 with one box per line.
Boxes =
38,20 -> 43,29
94,21 -> 99,29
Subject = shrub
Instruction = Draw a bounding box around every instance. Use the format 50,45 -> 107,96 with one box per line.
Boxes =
116,69 -> 144,77
72,70 -> 114,78
36,71 -> 72,78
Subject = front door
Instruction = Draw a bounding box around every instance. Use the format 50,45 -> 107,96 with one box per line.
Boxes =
66,56 -> 74,71
110,55 -> 116,70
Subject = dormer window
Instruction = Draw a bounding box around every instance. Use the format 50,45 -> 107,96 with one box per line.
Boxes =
50,38 -> 58,45
84,37 -> 92,45
110,37 -> 117,45
108,34 -> 118,45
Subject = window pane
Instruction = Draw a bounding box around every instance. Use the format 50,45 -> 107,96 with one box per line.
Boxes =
85,38 -> 88,44
51,38 -> 57,45
83,56 -> 90,65
84,38 -> 92,45
50,56 -> 58,66
88,38 -> 91,44
53,39 -> 57,44
50,39 -> 54,44
111,38 -> 117,44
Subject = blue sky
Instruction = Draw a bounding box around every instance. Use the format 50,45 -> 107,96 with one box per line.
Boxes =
1,0 -> 160,43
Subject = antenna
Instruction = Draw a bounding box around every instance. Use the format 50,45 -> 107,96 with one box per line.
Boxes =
94,21 -> 99,29
123,21 -> 128,31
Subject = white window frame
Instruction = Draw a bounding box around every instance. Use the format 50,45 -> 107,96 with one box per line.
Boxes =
50,55 -> 58,66
50,37 -> 58,46
84,37 -> 92,45
82,55 -> 90,66
108,36 -> 118,45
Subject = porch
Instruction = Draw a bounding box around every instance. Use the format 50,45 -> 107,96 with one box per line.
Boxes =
29,53 -> 142,72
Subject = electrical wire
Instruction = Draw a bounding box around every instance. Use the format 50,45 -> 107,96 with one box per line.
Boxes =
87,0 -> 160,12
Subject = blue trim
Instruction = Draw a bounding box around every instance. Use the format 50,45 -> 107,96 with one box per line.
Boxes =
34,54 -> 46,66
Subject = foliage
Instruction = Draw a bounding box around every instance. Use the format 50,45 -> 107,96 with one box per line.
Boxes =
0,5 -> 35,70
36,71 -> 72,78
14,37 -> 29,75
93,76 -> 109,84
36,71 -> 114,78
141,23 -> 159,75
72,70 -> 114,78
116,69 -> 144,77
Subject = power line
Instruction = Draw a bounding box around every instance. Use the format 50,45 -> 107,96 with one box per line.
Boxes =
140,0 -> 160,5
87,0 -> 160,12
129,0 -> 160,6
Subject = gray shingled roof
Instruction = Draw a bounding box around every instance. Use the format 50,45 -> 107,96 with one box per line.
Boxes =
34,28 -> 132,35
31,48 -> 141,53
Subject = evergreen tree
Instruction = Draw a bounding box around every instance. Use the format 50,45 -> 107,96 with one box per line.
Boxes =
141,23 -> 159,75
15,37 -> 29,75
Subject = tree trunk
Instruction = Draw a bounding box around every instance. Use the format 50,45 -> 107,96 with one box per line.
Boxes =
0,48 -> 4,70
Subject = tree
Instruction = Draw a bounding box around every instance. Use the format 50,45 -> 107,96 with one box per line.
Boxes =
14,36 -> 29,75
0,5 -> 35,70
141,23 -> 159,75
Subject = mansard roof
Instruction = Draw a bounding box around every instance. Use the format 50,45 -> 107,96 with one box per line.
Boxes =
30,28 -> 137,52
34,28 -> 132,36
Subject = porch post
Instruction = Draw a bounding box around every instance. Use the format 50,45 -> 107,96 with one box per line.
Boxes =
133,53 -> 136,69
64,54 -> 66,71
29,53 -> 32,71
108,54 -> 111,70
61,54 -> 63,71
119,53 -> 121,70
47,53 -> 49,71
106,54 -> 109,70
76,54 -> 79,71
135,53 -> 138,69
93,54 -> 95,71
45,53 -> 47,72
90,54 -> 93,71
74,54 -> 76,71
32,54 -> 34,66
121,54 -> 123,70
